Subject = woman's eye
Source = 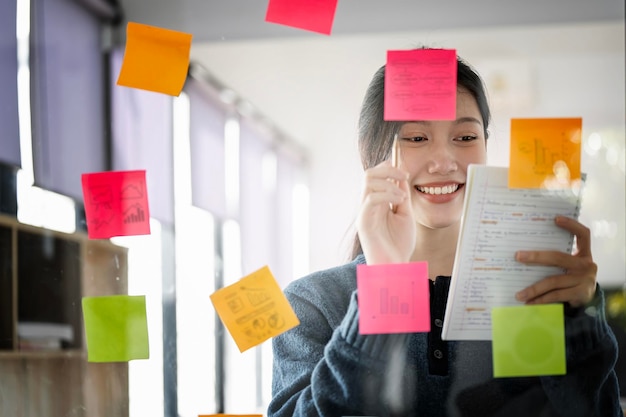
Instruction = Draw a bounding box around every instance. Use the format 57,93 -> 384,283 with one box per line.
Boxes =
456,135 -> 478,142
403,136 -> 427,142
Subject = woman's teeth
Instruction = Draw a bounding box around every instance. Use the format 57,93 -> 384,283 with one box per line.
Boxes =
416,184 -> 459,195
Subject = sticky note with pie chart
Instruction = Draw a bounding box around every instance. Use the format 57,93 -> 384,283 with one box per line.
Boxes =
210,266 -> 300,352
491,304 -> 566,378
509,117 -> 582,189
81,170 -> 151,239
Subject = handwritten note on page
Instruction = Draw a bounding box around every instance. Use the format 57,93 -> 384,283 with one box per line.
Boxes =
441,165 -> 583,341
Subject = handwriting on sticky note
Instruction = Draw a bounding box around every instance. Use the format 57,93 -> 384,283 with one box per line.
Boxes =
509,118 -> 582,189
384,49 -> 457,121
210,266 -> 299,352
82,295 -> 150,363
116,22 -> 192,96
81,170 -> 151,239
265,0 -> 338,35
356,262 -> 430,334
492,304 -> 566,377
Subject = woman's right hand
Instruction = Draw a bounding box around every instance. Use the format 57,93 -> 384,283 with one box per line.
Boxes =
356,159 -> 415,265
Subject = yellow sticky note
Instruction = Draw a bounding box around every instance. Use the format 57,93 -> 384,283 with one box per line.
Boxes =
210,266 -> 300,352
509,118 -> 582,189
492,304 -> 566,378
116,22 -> 192,96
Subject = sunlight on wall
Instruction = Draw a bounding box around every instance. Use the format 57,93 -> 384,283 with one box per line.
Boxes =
112,220 -> 165,417
173,92 -> 219,417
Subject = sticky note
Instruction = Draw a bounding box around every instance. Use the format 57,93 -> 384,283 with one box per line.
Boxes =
356,262 -> 430,334
82,295 -> 150,362
116,22 -> 192,96
210,266 -> 300,352
384,49 -> 457,121
81,170 -> 151,239
509,118 -> 582,189
492,304 -> 566,377
265,0 -> 338,35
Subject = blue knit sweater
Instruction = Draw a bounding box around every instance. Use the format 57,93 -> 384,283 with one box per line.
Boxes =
269,255 -> 623,417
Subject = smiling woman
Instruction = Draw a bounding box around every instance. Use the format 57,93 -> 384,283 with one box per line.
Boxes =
0,0 -> 624,416
268,50 -> 623,417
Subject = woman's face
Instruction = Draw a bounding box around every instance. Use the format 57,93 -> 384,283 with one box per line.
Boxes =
398,87 -> 487,230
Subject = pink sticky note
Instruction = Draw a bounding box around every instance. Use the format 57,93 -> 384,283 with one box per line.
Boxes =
384,49 -> 457,121
356,262 -> 430,334
81,170 -> 151,239
265,0 -> 338,35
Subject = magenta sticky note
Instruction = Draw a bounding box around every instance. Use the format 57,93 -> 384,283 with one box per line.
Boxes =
384,49 -> 457,121
265,0 -> 338,35
356,262 -> 430,334
81,170 -> 151,239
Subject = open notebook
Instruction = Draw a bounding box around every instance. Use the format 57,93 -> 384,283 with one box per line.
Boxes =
441,165 -> 584,341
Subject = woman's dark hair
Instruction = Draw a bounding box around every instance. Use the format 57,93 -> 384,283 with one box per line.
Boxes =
349,52 -> 491,259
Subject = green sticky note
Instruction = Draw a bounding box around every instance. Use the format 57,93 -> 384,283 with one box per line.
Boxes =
492,304 -> 566,377
82,295 -> 150,362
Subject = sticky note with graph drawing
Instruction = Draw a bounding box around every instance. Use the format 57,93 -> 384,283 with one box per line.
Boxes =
210,266 -> 300,352
509,118 -> 582,189
81,170 -> 151,239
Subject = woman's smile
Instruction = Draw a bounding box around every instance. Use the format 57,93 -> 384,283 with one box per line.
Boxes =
414,182 -> 464,204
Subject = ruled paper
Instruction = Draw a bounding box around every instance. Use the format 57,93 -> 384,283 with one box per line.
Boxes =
441,165 -> 584,340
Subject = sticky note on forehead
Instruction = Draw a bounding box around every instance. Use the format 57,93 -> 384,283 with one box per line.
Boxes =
265,0 -> 338,35
116,22 -> 192,96
82,295 -> 150,362
384,49 -> 457,121
81,170 -> 151,239
492,304 -> 566,378
509,118 -> 582,189
356,262 -> 430,334
210,266 -> 300,352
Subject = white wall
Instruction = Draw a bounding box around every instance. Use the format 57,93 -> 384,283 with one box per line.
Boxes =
191,21 -> 625,286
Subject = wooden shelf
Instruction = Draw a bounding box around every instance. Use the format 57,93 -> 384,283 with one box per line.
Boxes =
0,214 -> 129,417
0,349 -> 86,360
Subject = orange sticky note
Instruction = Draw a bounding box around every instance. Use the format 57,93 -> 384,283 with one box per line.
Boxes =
357,262 -> 430,334
81,170 -> 151,239
265,0 -> 338,35
116,22 -> 192,96
384,49 -> 457,121
210,266 -> 300,352
509,118 -> 582,189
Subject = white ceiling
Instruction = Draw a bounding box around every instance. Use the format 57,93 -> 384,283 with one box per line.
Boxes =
118,0 -> 624,42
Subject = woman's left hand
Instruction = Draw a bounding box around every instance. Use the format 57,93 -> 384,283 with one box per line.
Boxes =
514,216 -> 597,307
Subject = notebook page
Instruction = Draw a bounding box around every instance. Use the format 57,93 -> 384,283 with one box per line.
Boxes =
441,165 -> 583,341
